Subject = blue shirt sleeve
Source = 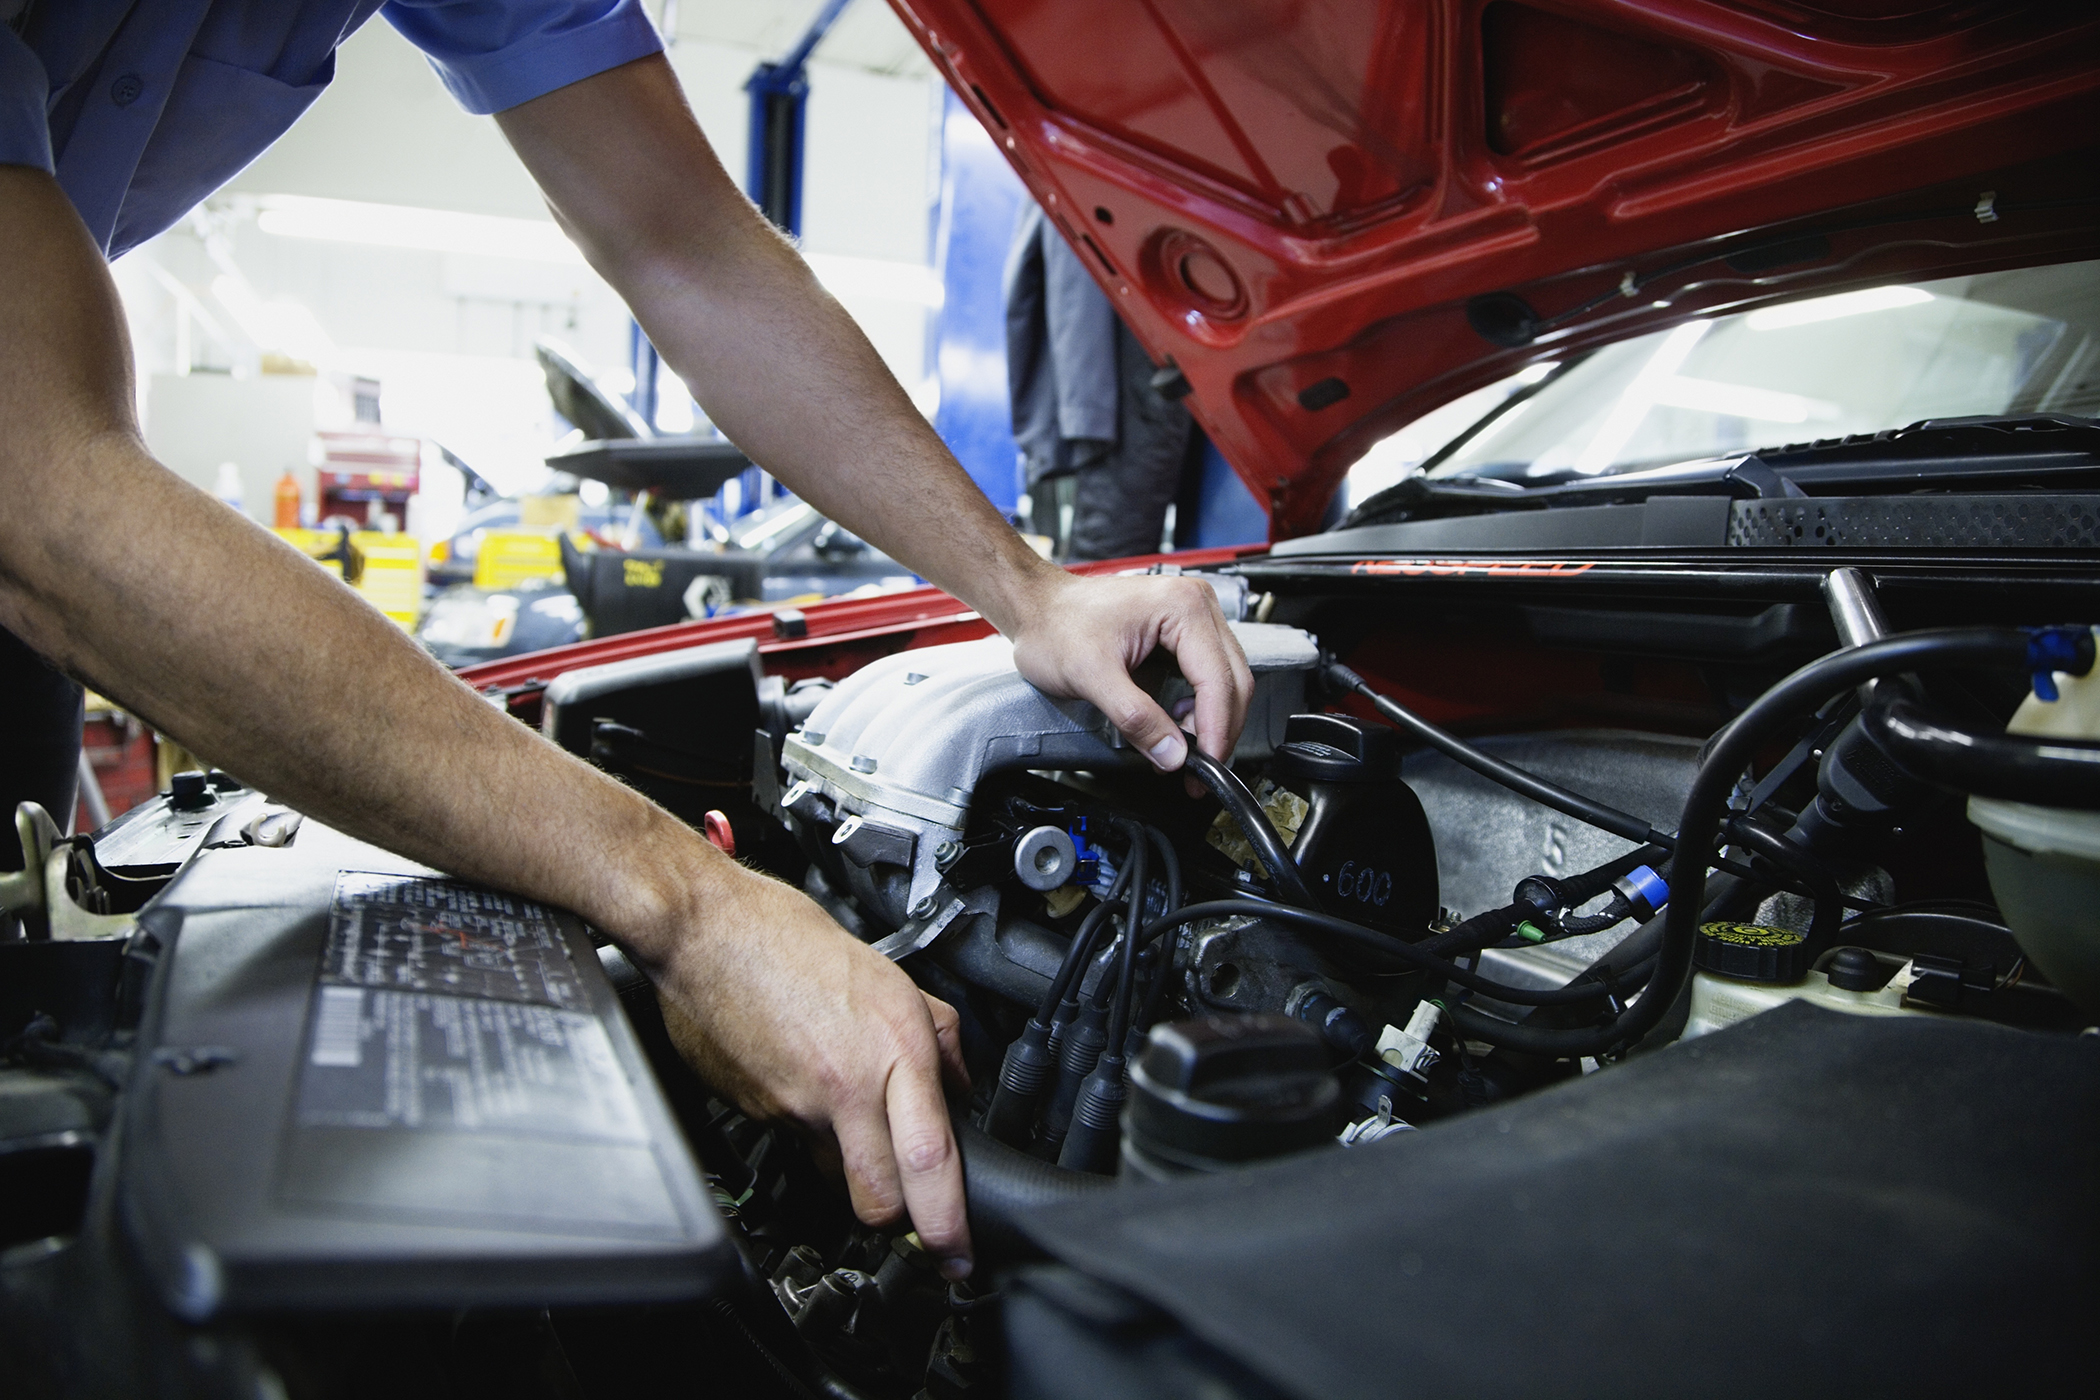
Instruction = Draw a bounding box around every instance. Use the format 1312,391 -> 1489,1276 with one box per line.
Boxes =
0,26 -> 55,174
380,0 -> 664,115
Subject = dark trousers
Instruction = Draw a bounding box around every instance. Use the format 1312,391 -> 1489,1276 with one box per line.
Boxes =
0,626 -> 82,870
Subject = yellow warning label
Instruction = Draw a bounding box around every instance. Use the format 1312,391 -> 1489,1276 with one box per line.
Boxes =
474,530 -> 564,591
352,531 -> 424,629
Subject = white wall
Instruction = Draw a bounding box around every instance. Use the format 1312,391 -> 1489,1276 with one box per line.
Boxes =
143,372 -> 319,518
117,3 -> 944,505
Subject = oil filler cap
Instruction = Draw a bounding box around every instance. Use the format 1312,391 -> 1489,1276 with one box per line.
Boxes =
1124,1015 -> 1340,1181
1695,922 -> 1808,984
1269,713 -> 1398,784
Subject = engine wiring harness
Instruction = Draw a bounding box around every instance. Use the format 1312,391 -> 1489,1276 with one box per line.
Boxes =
969,623 -> 2099,1184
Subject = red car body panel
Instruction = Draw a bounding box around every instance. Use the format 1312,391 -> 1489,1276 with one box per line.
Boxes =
885,0 -> 2100,536
454,547 -> 1264,714
471,3 -> 2100,703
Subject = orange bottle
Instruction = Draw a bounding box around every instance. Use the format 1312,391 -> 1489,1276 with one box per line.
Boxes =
273,470 -> 302,529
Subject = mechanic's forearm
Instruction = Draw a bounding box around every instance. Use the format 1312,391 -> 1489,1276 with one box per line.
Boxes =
495,57 -> 1067,639
10,436 -> 723,957
0,167 -> 718,961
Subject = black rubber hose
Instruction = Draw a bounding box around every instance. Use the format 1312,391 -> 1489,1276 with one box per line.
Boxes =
1105,820 -> 1148,1050
989,900 -> 1121,1146
1033,863 -> 1132,1024
1558,905 -> 1633,938
1119,827 -> 1185,1048
1124,944 -> 1168,1057
1451,627 -> 2063,1059
1327,659 -> 1663,846
1147,824 -> 1183,921
1132,907 -> 1184,1034
1328,662 -> 1796,892
1136,899 -> 1651,1007
1446,880 -> 1745,1052
1559,843 -> 1671,910
1181,749 -> 1318,908
1724,815 -> 1842,947
1060,822 -> 1142,1176
1044,898 -> 1123,1051
1414,903 -> 1524,960
954,1109 -> 1111,1263
1412,842 -> 1663,960
1863,695 -> 2100,808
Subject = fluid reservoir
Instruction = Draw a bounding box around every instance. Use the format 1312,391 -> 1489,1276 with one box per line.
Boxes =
1268,713 -> 1438,938
1683,923 -> 1925,1040
1968,628 -> 2100,1016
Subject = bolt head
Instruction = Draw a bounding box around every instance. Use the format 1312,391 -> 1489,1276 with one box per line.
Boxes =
910,896 -> 937,919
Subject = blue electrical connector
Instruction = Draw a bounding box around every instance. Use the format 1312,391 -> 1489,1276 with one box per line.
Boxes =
1612,865 -> 1670,922
2025,625 -> 2096,703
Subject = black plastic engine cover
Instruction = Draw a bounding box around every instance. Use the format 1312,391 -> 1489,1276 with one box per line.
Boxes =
1007,1001 -> 2097,1399
117,823 -> 732,1321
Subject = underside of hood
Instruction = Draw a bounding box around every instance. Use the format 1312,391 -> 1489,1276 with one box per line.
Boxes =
887,0 -> 2100,536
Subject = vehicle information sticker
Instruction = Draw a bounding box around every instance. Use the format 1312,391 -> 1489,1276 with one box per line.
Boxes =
318,872 -> 584,1009
293,874 -> 642,1141
294,986 -> 646,1141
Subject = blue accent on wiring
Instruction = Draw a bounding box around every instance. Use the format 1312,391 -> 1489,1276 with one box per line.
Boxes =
1069,817 -> 1103,887
1625,864 -> 1669,915
2026,626 -> 2094,703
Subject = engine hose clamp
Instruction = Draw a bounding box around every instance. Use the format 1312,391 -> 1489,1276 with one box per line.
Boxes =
1592,965 -> 1629,1018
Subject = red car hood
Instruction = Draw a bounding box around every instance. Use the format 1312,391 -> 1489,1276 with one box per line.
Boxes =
888,0 -> 2100,537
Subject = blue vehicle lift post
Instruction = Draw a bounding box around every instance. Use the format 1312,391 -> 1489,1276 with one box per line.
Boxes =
745,0 -> 854,238
629,0 -> 855,533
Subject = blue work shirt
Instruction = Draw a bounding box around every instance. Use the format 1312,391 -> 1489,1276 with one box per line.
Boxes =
0,0 -> 662,260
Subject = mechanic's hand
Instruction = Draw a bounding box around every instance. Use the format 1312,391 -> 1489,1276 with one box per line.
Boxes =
642,859 -> 974,1277
1008,571 -> 1254,774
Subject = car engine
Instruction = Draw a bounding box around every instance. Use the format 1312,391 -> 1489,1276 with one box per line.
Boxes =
3,568 -> 2096,1399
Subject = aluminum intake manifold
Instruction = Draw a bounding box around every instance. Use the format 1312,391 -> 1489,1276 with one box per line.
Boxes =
778,622 -> 1319,952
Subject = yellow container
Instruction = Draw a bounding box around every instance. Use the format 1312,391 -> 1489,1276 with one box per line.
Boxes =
473,529 -> 566,591
518,494 -> 582,532
273,527 -> 348,580
351,531 -> 425,629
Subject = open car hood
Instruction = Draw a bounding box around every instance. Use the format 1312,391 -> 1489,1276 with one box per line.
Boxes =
888,1 -> 2100,537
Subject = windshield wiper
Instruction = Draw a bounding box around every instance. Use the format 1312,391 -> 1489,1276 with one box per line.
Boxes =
1752,414 -> 2100,475
1335,415 -> 2100,533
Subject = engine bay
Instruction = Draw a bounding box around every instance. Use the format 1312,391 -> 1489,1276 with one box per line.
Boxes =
4,562 -> 2098,1398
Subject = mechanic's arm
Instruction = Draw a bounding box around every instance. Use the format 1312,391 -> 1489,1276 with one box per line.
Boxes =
0,166 -> 973,1275
493,55 -> 1254,770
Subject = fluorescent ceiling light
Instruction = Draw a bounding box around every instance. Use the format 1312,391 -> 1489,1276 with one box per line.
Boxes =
1746,285 -> 1933,331
254,195 -> 943,305
1650,375 -> 1837,424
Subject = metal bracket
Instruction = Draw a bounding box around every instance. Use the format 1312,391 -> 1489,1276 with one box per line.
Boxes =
2,802 -> 135,941
869,884 -> 999,962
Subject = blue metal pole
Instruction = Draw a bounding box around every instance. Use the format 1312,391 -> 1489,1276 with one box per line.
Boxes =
627,320 -> 660,432
743,0 -> 853,237
720,0 -> 855,523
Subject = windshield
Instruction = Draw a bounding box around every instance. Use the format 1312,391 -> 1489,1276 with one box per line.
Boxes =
1410,260 -> 2099,486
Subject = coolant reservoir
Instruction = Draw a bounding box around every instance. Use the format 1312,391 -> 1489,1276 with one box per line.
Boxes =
1968,628 -> 2100,1017
1682,923 -> 1924,1040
